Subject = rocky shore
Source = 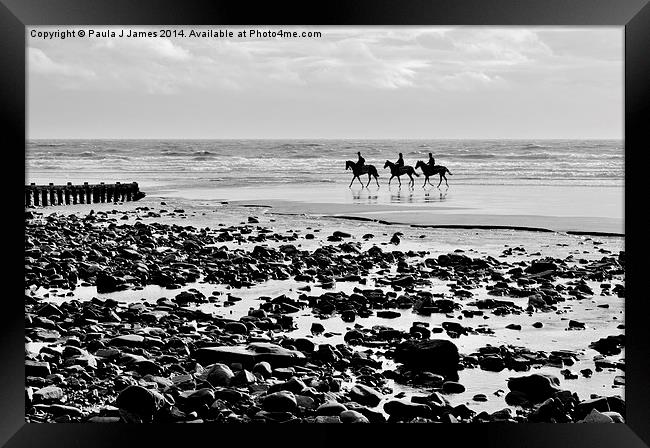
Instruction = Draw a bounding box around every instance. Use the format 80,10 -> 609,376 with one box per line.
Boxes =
25,206 -> 625,423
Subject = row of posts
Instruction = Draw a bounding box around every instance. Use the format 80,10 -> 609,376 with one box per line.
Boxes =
25,182 -> 142,207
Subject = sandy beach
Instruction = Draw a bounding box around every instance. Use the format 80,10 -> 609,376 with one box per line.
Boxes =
25,187 -> 625,423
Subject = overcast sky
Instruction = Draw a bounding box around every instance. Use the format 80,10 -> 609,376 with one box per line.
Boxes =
27,26 -> 623,139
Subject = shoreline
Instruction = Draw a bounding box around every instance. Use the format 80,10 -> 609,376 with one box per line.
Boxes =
25,203 -> 625,424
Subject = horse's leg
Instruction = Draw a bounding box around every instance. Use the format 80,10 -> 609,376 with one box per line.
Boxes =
409,174 -> 414,187
375,175 -> 380,187
422,176 -> 427,188
437,175 -> 443,188
366,174 -> 371,188
358,176 -> 364,188
444,175 -> 448,187
397,175 -> 402,187
388,175 -> 393,185
349,176 -> 355,188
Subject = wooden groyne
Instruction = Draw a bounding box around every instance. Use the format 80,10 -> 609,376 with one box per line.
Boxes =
25,182 -> 145,207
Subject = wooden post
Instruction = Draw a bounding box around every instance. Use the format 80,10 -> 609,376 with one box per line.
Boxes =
100,182 -> 106,203
34,187 -> 40,206
42,188 -> 48,206
126,184 -> 133,201
25,188 -> 32,207
115,182 -> 121,202
57,188 -> 63,205
84,182 -> 90,204
65,183 -> 72,205
48,183 -> 56,205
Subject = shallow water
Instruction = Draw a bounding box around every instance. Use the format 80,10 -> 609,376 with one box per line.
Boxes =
29,204 -> 625,415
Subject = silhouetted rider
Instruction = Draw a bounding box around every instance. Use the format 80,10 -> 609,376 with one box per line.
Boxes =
427,152 -> 436,167
356,151 -> 365,170
395,153 -> 404,168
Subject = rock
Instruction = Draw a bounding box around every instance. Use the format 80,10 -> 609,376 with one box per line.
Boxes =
507,374 -> 561,403
26,360 -> 51,377
602,411 -> 624,423
252,361 -> 272,378
349,384 -> 383,407
590,335 -> 624,356
442,381 -> 465,394
206,363 -> 234,387
110,334 -> 145,348
194,342 -> 306,368
184,388 -> 217,410
393,339 -> 459,374
47,404 -> 83,417
480,356 -> 505,372
262,391 -> 297,413
33,386 -> 64,403
525,262 -> 558,274
580,409 -> 614,423
310,323 -> 325,334
383,400 -> 431,419
225,322 -> 248,334
532,322 -> 544,328
339,410 -> 369,423
377,310 -> 401,319
96,271 -> 126,293
569,320 -> 585,330
115,386 -> 166,422
505,324 -> 521,331
317,401 -> 347,416
231,369 -> 256,386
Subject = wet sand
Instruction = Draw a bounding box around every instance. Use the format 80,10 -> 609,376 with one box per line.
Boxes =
24,195 -> 625,423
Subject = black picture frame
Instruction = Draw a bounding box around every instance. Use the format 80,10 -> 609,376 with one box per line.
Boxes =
3,0 -> 648,446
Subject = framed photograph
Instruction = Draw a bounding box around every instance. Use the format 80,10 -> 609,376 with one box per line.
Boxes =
3,0 -> 649,446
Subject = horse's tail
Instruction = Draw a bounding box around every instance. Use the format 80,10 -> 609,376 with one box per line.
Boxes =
370,166 -> 379,177
413,168 -> 420,177
446,168 -> 453,175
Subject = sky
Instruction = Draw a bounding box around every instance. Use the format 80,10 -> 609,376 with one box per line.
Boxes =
27,26 -> 623,139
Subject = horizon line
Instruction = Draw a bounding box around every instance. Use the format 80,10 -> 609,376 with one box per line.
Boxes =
26,137 -> 624,141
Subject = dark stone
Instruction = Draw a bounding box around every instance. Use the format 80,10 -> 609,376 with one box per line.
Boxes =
262,391 -> 297,413
393,339 -> 459,375
206,363 -> 234,387
479,356 -> 505,372
316,401 -> 347,416
383,400 -> 431,419
507,374 -> 561,403
194,342 -> 306,368
349,384 -> 383,407
442,381 -> 465,394
115,386 -> 166,422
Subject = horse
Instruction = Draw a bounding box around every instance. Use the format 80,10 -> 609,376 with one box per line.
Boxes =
345,160 -> 380,188
383,160 -> 419,187
415,160 -> 453,188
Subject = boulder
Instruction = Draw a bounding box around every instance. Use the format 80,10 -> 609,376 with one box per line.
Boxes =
194,342 -> 306,368
393,339 -> 459,374
507,374 -> 561,403
349,384 -> 383,407
115,385 -> 166,422
206,363 -> 234,387
262,391 -> 297,413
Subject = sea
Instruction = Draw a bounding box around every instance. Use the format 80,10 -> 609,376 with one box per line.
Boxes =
25,139 -> 624,190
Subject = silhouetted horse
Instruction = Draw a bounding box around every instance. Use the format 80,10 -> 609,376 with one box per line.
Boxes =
345,160 -> 380,188
384,160 -> 419,187
415,160 -> 453,187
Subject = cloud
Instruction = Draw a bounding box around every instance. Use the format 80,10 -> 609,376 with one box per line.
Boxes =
27,26 -> 622,97
28,47 -> 96,80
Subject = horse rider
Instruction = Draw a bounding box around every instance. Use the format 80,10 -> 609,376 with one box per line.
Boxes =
395,153 -> 405,169
427,152 -> 436,167
356,151 -> 366,170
